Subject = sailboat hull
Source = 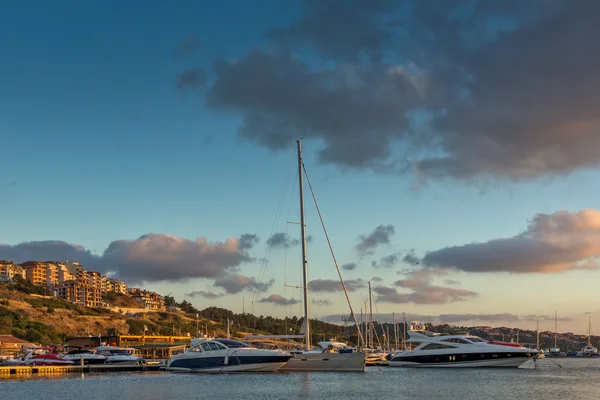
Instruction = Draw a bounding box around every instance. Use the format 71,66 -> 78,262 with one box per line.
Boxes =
280,352 -> 366,372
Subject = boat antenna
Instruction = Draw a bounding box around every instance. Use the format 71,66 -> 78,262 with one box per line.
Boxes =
297,139 -> 311,350
301,152 -> 364,346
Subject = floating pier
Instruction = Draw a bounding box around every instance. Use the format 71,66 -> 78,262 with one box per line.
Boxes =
0,364 -> 163,376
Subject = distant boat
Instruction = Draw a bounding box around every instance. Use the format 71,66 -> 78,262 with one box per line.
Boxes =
21,347 -> 74,366
60,348 -> 107,365
93,346 -> 143,365
581,317 -> 598,357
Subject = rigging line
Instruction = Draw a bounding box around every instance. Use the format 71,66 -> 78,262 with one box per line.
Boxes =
251,150 -> 295,314
301,163 -> 364,346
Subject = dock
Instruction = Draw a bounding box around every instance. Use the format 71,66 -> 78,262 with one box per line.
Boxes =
0,364 -> 163,376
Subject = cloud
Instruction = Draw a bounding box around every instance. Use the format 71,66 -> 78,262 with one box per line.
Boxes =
355,225 -> 395,255
342,262 -> 357,271
213,274 -> 275,294
423,209 -> 600,274
266,232 -> 300,249
523,314 -> 573,322
239,233 -> 260,250
259,294 -> 300,306
176,68 -> 208,90
186,290 -> 225,300
0,233 -> 253,284
438,314 -> 520,324
201,1 -> 600,182
312,298 -> 332,306
374,267 -> 477,304
371,276 -> 383,282
402,249 -> 420,266
372,253 -> 399,268
443,279 -> 460,286
173,35 -> 201,58
309,278 -> 366,292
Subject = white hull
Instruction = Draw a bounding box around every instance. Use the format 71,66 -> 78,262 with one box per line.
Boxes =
167,361 -> 288,373
280,352 -> 365,372
389,357 -> 528,368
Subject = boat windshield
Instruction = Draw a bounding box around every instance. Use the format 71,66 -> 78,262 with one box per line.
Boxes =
467,337 -> 487,342
215,339 -> 252,348
109,350 -> 133,355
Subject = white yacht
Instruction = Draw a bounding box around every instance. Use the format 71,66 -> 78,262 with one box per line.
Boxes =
166,338 -> 292,373
93,346 -> 143,365
60,348 -> 107,365
581,317 -> 598,356
389,327 -> 536,368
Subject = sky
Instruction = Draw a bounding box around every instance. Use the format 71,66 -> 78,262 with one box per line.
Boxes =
2,0 -> 600,334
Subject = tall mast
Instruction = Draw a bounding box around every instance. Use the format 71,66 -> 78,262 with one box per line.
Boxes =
589,316 -> 592,346
297,139 -> 311,350
393,312 -> 397,350
369,281 -> 373,349
536,318 -> 540,349
554,310 -> 557,349
360,308 -> 363,348
364,301 -> 368,348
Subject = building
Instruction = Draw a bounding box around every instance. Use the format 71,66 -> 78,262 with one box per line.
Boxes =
21,261 -> 49,286
55,280 -> 107,308
129,288 -> 165,311
56,263 -> 76,282
0,261 -> 25,282
84,271 -> 108,294
106,278 -> 128,295
0,335 -> 35,356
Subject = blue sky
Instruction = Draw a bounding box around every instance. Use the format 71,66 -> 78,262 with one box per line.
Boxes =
2,0 -> 600,334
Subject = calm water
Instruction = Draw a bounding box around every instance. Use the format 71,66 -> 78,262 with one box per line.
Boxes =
2,358 -> 599,400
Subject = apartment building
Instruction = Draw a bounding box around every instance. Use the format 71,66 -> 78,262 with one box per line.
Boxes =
21,261 -> 49,286
0,261 -> 25,282
129,288 -> 165,311
55,279 -> 107,308
106,278 -> 128,295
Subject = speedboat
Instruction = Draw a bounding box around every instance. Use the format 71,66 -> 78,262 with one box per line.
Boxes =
21,347 -> 74,366
582,345 -> 598,356
93,346 -> 143,365
166,338 -> 292,373
280,340 -> 366,372
61,348 -> 108,365
388,329 -> 536,368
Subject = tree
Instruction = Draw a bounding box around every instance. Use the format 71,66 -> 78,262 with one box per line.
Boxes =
179,300 -> 198,314
164,295 -> 176,307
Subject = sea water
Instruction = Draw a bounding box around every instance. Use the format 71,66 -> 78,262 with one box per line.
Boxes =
1,358 -> 598,400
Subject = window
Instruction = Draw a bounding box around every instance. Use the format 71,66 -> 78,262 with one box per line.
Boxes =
208,343 -> 221,351
421,343 -> 456,350
189,345 -> 201,352
201,343 -> 212,352
216,339 -> 251,348
441,338 -> 472,344
467,337 -> 487,342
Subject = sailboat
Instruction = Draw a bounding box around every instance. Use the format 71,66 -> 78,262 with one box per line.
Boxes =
279,140 -> 366,372
581,317 -> 598,357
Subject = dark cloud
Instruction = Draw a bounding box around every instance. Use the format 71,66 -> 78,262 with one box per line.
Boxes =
372,253 -> 399,268
176,68 -> 208,90
423,209 -> 600,274
213,274 -> 275,294
402,249 -> 420,265
312,298 -> 332,306
201,0 -> 600,182
309,278 -> 366,292
523,314 -> 573,322
186,290 -> 225,300
443,279 -> 460,286
239,233 -> 260,250
371,276 -> 383,282
356,225 -> 395,255
342,262 -> 357,271
259,294 -> 300,306
0,233 -> 253,284
266,232 -> 300,248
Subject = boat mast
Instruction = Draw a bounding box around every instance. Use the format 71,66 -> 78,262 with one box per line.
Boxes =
554,310 -> 557,349
297,139 -> 311,350
536,318 -> 540,349
364,300 -> 368,348
368,281 -> 373,349
393,312 -> 397,350
589,316 -> 592,346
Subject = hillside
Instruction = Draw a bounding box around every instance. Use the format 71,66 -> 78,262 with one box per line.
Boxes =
0,284 -> 346,346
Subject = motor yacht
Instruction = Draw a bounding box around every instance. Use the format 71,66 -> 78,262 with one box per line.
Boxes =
166,338 -> 292,373
280,339 -> 366,372
389,328 -> 536,368
93,346 -> 143,365
21,347 -> 74,366
61,348 -> 108,365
